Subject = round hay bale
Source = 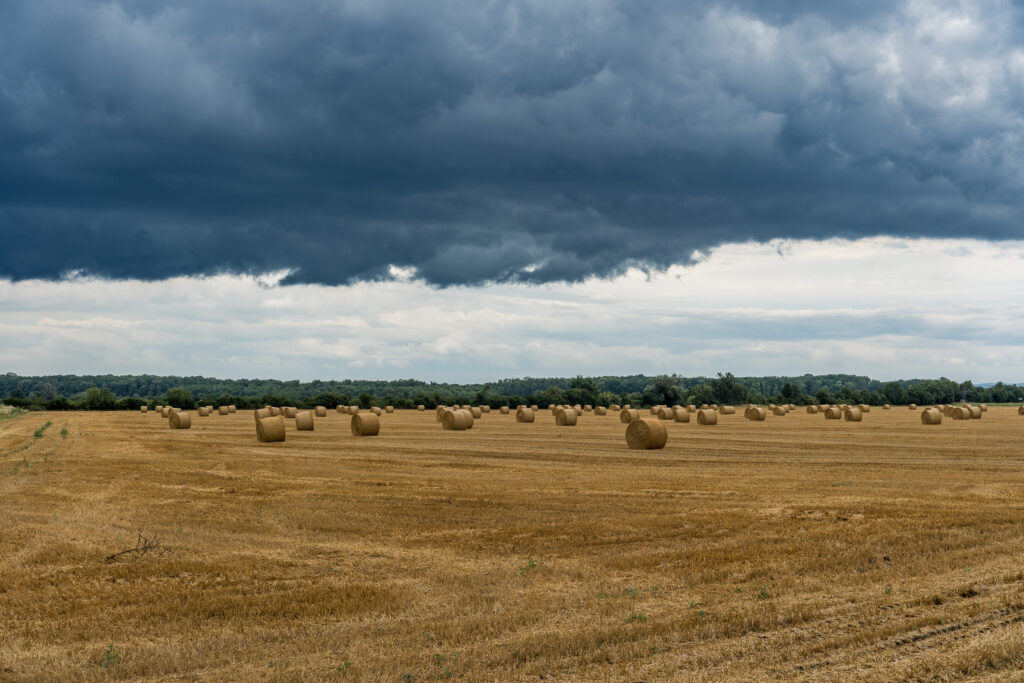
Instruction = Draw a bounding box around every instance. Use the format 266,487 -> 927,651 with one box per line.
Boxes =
385,406 -> 394,414
351,413 -> 380,436
254,408 -> 272,422
773,406 -> 787,416
436,406 -> 447,422
462,404 -> 471,410
595,406 -> 607,416
530,405 -> 539,410
547,404 -> 556,410
619,408 -> 639,424
623,404 -> 632,410
257,415 -> 286,442
417,405 -> 426,411
882,404 -> 891,410
584,405 -> 593,412
500,406 -> 510,414
825,407 -> 843,420
481,406 -> 491,413
315,406 -> 327,417
806,405 -> 818,414
746,406 -> 767,421
909,404 -> 917,410
609,404 -> 621,411
295,411 -> 314,431
283,407 -> 298,419
657,406 -> 675,420
1018,406 -> 1024,416
371,407 -> 382,416
443,409 -> 473,430
155,405 -> 163,411
228,405 -> 237,413
712,404 -> 720,410
968,405 -> 983,419
858,404 -> 871,413
140,406 -> 148,414
349,406 -> 359,415
625,417 -> 668,450
572,406 -> 582,416
697,409 -> 718,425
160,407 -> 171,418
556,408 -> 578,426
720,406 -> 736,415
650,406 -> 662,415
516,407 -> 535,423
200,406 -> 213,417
218,405 -> 229,415
768,404 -> 776,411
270,407 -> 282,417
470,407 -> 482,418
951,406 -> 971,420
686,405 -> 696,413
169,412 -> 191,429
674,408 -> 690,422
980,404 -> 988,412
844,407 -> 863,422
921,408 -> 943,424
337,405 -> 346,413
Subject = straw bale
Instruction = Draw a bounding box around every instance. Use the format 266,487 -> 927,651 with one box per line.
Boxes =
625,418 -> 668,450
746,406 -> 766,421
352,413 -> 381,436
556,407 -> 578,426
516,407 -> 535,423
256,415 -> 285,442
697,409 -> 718,425
169,412 -> 191,429
295,411 -> 314,431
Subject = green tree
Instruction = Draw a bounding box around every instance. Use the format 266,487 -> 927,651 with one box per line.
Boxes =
645,375 -> 684,407
569,375 -> 600,406
84,387 -> 117,410
709,372 -> 749,405
165,387 -> 195,409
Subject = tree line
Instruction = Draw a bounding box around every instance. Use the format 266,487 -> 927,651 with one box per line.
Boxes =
2,372 -> 1020,411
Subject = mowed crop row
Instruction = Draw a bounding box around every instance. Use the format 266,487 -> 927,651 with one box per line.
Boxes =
2,408 -> 1024,681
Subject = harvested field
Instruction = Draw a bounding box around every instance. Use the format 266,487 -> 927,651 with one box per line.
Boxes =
3,408 -> 1024,681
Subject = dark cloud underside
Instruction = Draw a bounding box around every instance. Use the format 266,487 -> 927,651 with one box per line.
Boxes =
1,0 -> 1023,285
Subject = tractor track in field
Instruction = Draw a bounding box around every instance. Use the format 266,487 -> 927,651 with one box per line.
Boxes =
787,602 -> 1024,677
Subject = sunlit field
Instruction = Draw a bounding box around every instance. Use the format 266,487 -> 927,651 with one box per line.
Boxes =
3,407 -> 1024,681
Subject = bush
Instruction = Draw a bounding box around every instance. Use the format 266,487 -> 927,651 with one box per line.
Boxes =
165,387 -> 195,409
84,387 -> 117,410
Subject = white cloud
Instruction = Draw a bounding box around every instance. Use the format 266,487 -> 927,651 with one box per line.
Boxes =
0,237 -> 1022,383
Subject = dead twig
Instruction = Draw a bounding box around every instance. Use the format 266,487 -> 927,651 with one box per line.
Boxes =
105,529 -> 170,563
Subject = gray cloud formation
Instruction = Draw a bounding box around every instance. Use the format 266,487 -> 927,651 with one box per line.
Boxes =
2,0 -> 1023,285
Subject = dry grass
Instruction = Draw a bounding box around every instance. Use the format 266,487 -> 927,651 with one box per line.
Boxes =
2,408 -> 1024,681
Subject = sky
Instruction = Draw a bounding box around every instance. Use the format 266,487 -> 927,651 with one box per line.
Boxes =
1,1 -> 1023,383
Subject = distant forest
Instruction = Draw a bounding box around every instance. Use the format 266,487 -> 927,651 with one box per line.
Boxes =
2,372 -> 1021,411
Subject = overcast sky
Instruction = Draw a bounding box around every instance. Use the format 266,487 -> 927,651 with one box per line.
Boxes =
2,1 -> 1023,382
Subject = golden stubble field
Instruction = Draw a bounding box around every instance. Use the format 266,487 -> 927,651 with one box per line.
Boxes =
2,407 -> 1024,682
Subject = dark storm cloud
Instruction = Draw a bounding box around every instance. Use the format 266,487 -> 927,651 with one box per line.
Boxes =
2,0 -> 1023,285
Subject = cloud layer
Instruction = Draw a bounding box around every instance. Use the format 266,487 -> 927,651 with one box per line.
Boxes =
2,238 -> 1023,382
2,1 -> 1023,285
